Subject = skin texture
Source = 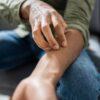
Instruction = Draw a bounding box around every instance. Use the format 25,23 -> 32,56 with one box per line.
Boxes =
21,0 -> 67,51
12,29 -> 84,100
12,0 -> 84,100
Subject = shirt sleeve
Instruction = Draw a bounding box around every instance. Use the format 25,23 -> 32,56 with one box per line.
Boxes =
64,0 -> 95,48
0,0 -> 25,25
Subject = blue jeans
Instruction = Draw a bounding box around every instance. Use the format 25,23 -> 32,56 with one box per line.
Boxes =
0,30 -> 100,100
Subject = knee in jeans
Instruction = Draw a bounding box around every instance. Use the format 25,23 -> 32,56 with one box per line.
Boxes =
58,63 -> 100,100
58,67 -> 100,100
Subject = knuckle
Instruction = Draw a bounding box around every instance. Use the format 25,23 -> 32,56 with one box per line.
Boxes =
45,11 -> 51,17
42,24 -> 49,31
32,29 -> 38,35
51,10 -> 57,15
54,22 -> 60,28
32,27 -> 39,33
43,23 -> 48,27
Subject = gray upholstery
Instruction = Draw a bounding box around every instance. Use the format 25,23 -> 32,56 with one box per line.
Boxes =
88,35 -> 100,71
0,63 -> 36,96
89,0 -> 100,69
90,0 -> 100,36
0,20 -> 16,30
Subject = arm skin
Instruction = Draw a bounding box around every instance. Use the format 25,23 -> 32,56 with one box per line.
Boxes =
30,29 -> 84,86
20,1 -> 84,85
12,29 -> 84,100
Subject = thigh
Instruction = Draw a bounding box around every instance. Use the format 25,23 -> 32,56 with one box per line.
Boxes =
57,50 -> 100,100
0,30 -> 35,69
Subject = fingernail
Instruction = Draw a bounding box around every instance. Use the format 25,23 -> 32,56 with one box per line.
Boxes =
62,41 -> 67,47
53,45 -> 59,49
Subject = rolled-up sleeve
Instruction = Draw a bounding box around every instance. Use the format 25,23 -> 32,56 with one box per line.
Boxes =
0,0 -> 25,24
64,0 -> 95,48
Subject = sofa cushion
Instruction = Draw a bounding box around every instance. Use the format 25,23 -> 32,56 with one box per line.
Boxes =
90,0 -> 100,36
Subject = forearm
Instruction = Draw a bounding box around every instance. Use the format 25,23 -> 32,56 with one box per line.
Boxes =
30,29 -> 84,86
64,0 -> 95,47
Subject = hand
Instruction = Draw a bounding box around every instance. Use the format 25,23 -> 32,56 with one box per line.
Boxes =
21,0 -> 67,51
12,77 -> 57,100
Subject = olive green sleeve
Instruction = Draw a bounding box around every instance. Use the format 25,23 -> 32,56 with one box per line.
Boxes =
64,0 -> 95,48
0,0 -> 25,25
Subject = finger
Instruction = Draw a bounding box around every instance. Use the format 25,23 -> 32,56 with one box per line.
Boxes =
41,16 -> 59,50
32,21 -> 50,51
56,13 -> 68,35
55,24 -> 67,47
57,12 -> 67,28
51,12 -> 67,47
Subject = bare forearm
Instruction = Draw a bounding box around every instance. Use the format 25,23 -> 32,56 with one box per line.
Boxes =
31,29 -> 84,86
13,29 -> 84,100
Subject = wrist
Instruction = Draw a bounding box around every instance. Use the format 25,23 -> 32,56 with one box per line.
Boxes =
28,75 -> 56,89
31,55 -> 62,87
20,1 -> 30,21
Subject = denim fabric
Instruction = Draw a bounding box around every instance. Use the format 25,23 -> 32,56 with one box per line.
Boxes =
0,30 -> 44,69
57,50 -> 100,100
0,31 -> 100,100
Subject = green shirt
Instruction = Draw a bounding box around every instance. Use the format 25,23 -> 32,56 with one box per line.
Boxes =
0,0 -> 95,47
